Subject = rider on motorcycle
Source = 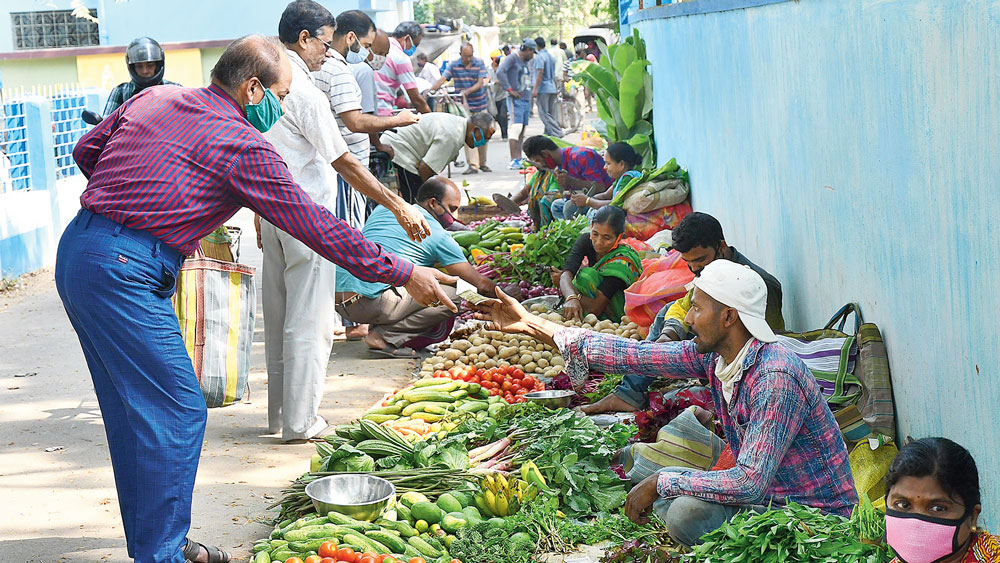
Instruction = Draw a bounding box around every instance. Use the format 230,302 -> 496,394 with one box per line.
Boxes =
102,37 -> 177,116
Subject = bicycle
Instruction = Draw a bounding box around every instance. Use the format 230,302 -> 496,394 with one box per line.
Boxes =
556,80 -> 584,134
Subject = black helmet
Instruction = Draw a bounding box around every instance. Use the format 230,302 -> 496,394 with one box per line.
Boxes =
126,37 -> 165,89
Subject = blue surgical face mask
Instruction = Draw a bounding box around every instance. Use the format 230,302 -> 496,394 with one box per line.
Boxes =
403,36 -> 417,56
347,37 -> 370,64
471,127 -> 487,148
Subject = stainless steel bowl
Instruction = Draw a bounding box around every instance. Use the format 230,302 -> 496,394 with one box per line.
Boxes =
524,389 -> 575,409
304,474 -> 396,521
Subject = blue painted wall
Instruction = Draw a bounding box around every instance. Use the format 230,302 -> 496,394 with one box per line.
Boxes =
634,0 -> 1000,523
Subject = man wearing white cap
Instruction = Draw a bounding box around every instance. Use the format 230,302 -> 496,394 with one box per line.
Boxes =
475,259 -> 857,547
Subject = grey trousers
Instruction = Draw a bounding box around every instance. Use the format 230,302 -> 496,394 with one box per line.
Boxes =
653,492 -> 770,547
260,220 -> 335,441
536,92 -> 564,137
337,285 -> 459,348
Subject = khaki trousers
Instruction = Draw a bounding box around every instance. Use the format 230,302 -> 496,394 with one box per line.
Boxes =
337,285 -> 459,348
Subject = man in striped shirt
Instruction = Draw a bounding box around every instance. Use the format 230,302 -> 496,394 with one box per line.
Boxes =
430,42 -> 491,174
314,10 -> 420,230
376,21 -> 431,115
56,34 -> 455,563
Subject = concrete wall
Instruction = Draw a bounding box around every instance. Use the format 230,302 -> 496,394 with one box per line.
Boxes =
633,0 -> 1000,523
0,58 -> 79,89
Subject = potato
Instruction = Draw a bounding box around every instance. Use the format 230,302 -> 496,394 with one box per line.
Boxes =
478,353 -> 489,364
531,351 -> 542,361
537,358 -> 549,369
540,351 -> 553,360
519,353 -> 534,365
490,339 -> 503,349
584,313 -> 599,324
551,356 -> 565,367
443,349 -> 463,361
499,346 -> 517,359
471,337 -> 486,346
484,359 -> 498,369
467,345 -> 483,356
451,339 -> 472,352
443,360 -> 454,368
482,344 -> 498,356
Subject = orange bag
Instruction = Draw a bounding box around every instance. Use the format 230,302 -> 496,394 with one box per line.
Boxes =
624,251 -> 694,329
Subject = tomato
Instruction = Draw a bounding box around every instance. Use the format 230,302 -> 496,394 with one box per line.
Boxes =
510,384 -> 521,393
450,560 -> 463,563
500,380 -> 512,392
521,376 -> 536,388
516,396 -> 527,403
285,558 -> 304,563
409,558 -> 427,563
319,559 -> 336,563
517,387 -> 530,395
469,375 -> 480,384
337,548 -> 356,563
319,542 -> 339,558
305,556 -> 323,563
374,555 -> 387,563
359,556 -> 377,563
504,393 -> 514,403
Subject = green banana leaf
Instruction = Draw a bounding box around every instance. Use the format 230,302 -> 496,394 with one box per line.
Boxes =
594,94 -> 616,139
629,119 -> 654,138
598,41 -> 615,77
606,96 -> 630,144
618,59 -> 648,129
642,72 -> 654,119
632,29 -> 646,60
581,63 -> 619,102
547,136 -> 575,149
627,134 -> 654,170
613,43 -> 637,79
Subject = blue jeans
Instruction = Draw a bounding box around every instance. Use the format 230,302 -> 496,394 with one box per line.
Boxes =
550,198 -> 586,221
56,209 -> 204,563
510,96 -> 531,125
653,493 -> 769,547
614,301 -> 676,409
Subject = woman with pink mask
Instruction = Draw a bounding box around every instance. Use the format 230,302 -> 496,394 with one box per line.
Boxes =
885,437 -> 999,563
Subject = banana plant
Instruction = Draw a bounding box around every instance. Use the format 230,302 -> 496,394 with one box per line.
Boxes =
572,29 -> 656,168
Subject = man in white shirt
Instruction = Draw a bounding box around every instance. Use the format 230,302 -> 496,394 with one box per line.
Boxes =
350,29 -> 395,158
380,111 -> 495,203
261,0 -> 431,442
314,10 -> 419,230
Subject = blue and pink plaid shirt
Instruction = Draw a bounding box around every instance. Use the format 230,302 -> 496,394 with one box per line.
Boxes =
561,147 -> 613,188
554,328 -> 857,516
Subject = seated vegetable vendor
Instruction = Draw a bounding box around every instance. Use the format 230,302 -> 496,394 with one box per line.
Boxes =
474,259 -> 856,547
581,211 -> 785,415
885,437 -> 999,563
336,176 -> 496,358
559,206 -> 642,322
522,135 -> 613,221
567,142 -> 643,218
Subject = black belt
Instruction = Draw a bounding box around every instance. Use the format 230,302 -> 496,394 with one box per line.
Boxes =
336,293 -> 364,308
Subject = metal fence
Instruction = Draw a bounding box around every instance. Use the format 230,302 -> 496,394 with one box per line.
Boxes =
49,89 -> 89,178
0,98 -> 32,193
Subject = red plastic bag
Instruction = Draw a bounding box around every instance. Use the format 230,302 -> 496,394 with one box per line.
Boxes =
624,202 -> 692,241
624,251 -> 694,328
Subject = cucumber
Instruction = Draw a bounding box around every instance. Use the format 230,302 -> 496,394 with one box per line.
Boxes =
408,536 -> 444,558
366,530 -> 409,553
269,540 -> 290,550
362,413 -> 399,423
283,524 -> 345,542
343,532 -> 391,555
396,504 -> 413,522
366,405 -> 402,416
327,511 -> 379,531
253,551 -> 271,563
253,542 -> 270,553
280,515 -> 327,536
410,502 -> 445,524
377,518 -> 418,537
403,545 -> 423,558
289,538 -> 335,552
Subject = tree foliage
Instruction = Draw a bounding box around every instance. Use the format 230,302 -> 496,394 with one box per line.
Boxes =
415,0 -> 607,43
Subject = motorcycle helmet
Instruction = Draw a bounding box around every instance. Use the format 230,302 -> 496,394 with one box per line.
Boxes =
126,37 -> 165,89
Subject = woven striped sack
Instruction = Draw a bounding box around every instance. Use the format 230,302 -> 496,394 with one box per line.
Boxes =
778,304 -> 898,444
172,257 -> 256,408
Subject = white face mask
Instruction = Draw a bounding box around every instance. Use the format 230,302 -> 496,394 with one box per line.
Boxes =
346,37 -> 370,64
367,53 -> 386,71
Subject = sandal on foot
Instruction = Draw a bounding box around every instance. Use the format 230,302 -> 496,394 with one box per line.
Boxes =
182,538 -> 231,563
367,346 -> 419,359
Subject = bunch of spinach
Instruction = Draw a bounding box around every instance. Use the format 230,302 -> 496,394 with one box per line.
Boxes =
491,215 -> 589,287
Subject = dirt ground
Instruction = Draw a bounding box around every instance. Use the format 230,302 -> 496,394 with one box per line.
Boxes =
0,122 -> 575,562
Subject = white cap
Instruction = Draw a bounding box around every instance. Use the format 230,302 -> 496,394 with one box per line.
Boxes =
691,260 -> 777,343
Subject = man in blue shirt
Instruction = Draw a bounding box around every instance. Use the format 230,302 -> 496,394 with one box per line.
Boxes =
336,176 -> 497,357
496,39 -> 537,169
532,37 -> 563,137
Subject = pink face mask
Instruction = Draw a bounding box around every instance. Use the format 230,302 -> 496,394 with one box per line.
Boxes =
885,509 -> 969,563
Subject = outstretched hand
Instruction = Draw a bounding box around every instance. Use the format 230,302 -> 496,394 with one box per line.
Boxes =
473,287 -> 533,334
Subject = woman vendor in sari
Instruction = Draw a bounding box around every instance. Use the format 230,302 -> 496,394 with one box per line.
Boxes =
559,206 -> 642,322
569,142 -> 643,218
885,437 -> 999,563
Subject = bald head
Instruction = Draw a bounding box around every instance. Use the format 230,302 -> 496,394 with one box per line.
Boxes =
416,175 -> 461,221
211,34 -> 292,112
371,29 -> 390,57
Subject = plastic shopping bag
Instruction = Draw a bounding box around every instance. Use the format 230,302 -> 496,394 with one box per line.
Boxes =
624,251 -> 694,328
